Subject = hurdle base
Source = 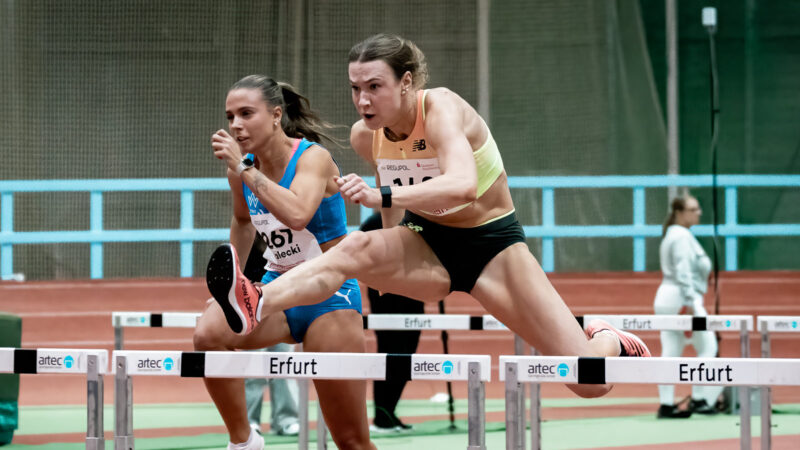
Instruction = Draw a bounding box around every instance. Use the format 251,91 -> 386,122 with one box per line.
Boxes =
85,437 -> 105,450
114,435 -> 134,450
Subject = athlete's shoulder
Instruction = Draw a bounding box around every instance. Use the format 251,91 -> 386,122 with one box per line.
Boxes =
296,140 -> 335,171
424,87 -> 464,107
424,87 -> 470,123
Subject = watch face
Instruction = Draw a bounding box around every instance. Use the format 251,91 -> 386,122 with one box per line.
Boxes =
242,158 -> 254,167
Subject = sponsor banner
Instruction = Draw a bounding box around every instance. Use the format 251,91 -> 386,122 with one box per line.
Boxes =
705,315 -> 753,332
161,313 -> 201,328
113,312 -> 151,327
583,315 -> 691,331
204,352 -> 386,380
499,356 -> 578,383
411,354 -> 491,381
605,357 -> 755,385
113,351 -> 181,375
36,349 -> 108,374
0,348 -> 14,373
482,315 -> 508,330
757,316 -> 800,333
366,314 -> 471,330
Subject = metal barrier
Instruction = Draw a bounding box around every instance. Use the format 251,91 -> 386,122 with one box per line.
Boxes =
501,355 -> 800,450
0,348 -> 108,449
757,315 -> 800,450
3,174 -> 799,279
526,314 -> 754,450
111,350 -> 490,450
111,310 -> 510,446
111,311 -> 508,350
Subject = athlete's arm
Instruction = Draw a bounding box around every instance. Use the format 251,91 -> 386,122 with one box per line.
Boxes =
241,147 -> 332,231
338,90 -> 478,212
227,168 -> 257,264
395,89 -> 477,209
342,120 -> 405,228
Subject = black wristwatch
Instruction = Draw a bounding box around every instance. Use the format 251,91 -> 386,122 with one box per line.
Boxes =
380,185 -> 392,208
236,156 -> 255,175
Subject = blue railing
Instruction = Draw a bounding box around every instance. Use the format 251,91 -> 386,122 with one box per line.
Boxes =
1,175 -> 799,278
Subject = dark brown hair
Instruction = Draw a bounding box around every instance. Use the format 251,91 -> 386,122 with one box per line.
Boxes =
348,34 -> 429,89
229,75 -> 337,145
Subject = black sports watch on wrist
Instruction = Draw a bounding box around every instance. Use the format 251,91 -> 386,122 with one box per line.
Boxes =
380,185 -> 392,208
236,157 -> 255,175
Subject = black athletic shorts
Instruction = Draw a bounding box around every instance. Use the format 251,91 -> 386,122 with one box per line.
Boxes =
401,211 -> 526,293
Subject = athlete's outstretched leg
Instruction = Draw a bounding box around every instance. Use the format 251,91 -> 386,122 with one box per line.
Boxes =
207,227 -> 451,335
471,243 -> 650,398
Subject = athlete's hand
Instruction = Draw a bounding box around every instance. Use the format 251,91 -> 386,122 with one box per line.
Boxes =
211,129 -> 243,171
335,174 -> 381,208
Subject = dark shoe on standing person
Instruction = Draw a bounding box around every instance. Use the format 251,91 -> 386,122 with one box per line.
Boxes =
657,404 -> 692,418
689,398 -> 719,415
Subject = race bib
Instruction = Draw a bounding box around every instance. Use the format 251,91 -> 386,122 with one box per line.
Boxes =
250,212 -> 322,273
376,158 -> 468,216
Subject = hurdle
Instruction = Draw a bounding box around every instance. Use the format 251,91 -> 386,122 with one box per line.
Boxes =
111,350 -> 491,450
363,313 -> 508,331
111,312 -> 201,350
0,347 -> 108,449
111,312 -> 508,350
757,315 -> 800,450
501,355 -> 800,450
112,311 -> 508,445
516,314 -> 754,450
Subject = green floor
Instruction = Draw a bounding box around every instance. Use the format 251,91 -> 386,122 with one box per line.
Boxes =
5,399 -> 800,449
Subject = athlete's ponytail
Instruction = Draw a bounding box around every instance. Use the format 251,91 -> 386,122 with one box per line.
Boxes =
229,75 -> 339,145
663,196 -> 688,237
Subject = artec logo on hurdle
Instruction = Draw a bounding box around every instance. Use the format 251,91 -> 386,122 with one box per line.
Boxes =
773,320 -> 798,330
137,357 -> 175,372
527,362 -> 570,378
38,354 -> 75,369
414,359 -> 456,376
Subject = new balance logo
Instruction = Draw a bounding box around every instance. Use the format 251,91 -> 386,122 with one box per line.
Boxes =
412,139 -> 426,151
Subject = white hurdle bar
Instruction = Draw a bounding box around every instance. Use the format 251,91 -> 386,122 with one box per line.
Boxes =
111,312 -> 201,350
517,314 -> 754,450
757,315 -> 800,450
111,311 -> 511,447
0,347 -> 109,449
111,311 -> 508,349
501,355 -> 800,450
112,350 -> 491,450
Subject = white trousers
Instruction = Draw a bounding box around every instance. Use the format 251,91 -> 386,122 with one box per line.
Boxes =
654,283 -> 724,406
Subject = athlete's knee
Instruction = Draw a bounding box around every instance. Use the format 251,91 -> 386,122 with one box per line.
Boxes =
193,319 -> 228,351
331,230 -> 377,267
571,384 -> 612,399
336,230 -> 371,254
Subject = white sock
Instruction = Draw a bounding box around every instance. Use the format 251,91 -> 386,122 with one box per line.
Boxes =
228,427 -> 257,450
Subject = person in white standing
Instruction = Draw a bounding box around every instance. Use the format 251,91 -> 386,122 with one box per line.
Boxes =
654,195 -> 722,418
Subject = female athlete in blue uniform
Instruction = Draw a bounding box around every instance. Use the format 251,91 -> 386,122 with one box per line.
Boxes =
195,75 -> 374,450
